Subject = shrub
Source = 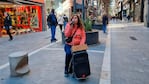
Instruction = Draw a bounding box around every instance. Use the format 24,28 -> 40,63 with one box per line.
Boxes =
84,18 -> 92,31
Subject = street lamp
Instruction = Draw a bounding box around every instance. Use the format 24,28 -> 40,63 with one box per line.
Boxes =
119,0 -> 123,20
82,0 -> 85,20
73,0 -> 76,13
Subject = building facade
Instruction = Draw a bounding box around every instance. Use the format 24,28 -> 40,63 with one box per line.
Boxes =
115,0 -> 145,22
144,0 -> 149,27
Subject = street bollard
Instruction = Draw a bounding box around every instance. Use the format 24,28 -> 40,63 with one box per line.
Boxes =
9,51 -> 30,77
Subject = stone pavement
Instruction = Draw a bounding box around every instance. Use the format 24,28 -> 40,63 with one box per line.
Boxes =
1,22 -> 148,84
0,27 -> 107,84
110,22 -> 149,84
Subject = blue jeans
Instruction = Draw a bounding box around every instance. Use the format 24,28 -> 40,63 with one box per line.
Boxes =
64,44 -> 72,73
64,22 -> 67,29
51,25 -> 56,40
102,24 -> 107,33
64,44 -> 72,55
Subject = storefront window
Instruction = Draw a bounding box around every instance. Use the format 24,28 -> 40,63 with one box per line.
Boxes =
0,5 -> 42,37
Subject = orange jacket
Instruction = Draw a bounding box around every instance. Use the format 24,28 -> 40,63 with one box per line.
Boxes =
64,22 -> 86,45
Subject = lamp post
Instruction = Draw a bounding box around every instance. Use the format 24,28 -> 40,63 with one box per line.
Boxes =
140,0 -> 144,22
120,0 -> 123,20
73,0 -> 76,13
82,0 -> 85,20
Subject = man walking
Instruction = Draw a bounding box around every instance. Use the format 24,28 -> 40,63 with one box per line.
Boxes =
102,13 -> 108,34
47,9 -> 58,42
4,12 -> 13,41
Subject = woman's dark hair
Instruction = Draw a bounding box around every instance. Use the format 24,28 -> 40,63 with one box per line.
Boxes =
70,14 -> 84,28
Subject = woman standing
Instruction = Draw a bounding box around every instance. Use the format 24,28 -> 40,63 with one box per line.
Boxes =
64,14 -> 86,77
4,12 -> 13,41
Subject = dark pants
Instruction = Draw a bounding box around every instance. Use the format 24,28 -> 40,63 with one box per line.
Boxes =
5,26 -> 13,40
51,25 -> 56,41
59,24 -> 63,32
64,44 -> 72,73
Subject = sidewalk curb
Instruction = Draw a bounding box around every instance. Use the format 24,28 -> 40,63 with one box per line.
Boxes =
99,27 -> 111,84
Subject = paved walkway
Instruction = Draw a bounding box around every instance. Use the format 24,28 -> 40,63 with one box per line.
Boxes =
1,21 -> 148,84
0,27 -> 107,84
110,22 -> 149,84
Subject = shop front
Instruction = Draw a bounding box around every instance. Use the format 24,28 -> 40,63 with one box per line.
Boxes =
0,0 -> 45,37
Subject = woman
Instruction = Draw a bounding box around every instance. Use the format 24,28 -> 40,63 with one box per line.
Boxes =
63,14 -> 68,29
4,12 -> 13,41
57,15 -> 64,32
64,14 -> 86,77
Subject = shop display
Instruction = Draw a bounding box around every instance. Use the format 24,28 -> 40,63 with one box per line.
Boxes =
0,5 -> 42,37
30,7 -> 39,28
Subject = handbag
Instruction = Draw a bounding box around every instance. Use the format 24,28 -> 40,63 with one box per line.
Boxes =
71,44 -> 88,52
65,28 -> 78,43
65,37 -> 73,43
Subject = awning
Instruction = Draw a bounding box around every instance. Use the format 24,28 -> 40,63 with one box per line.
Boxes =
13,0 -> 43,6
0,1 -> 14,4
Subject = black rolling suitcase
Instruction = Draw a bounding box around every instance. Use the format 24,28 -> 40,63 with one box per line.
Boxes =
70,44 -> 90,79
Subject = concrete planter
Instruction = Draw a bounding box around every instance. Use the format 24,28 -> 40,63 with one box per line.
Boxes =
62,30 -> 99,45
86,30 -> 99,45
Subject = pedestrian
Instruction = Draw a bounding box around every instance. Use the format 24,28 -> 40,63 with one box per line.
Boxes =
47,9 -> 58,42
64,14 -> 86,77
127,14 -> 131,22
57,15 -> 64,32
63,14 -> 68,29
102,13 -> 108,33
4,12 -> 13,41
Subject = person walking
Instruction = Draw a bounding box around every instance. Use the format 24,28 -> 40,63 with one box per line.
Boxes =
64,14 -> 86,77
57,15 -> 64,32
47,9 -> 58,42
127,14 -> 131,22
102,13 -> 108,33
4,12 -> 13,41
63,14 -> 68,29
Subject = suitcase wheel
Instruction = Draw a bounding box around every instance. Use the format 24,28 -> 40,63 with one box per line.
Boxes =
82,74 -> 86,78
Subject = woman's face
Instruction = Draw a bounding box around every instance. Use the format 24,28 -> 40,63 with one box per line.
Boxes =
72,15 -> 78,24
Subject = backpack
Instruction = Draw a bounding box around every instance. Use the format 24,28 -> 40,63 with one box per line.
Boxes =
63,17 -> 68,22
47,14 -> 57,25
47,15 -> 51,23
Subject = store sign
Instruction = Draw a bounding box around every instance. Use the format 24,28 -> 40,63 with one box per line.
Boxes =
1,0 -> 7,1
30,0 -> 44,3
1,0 -> 14,1
7,0 -> 14,1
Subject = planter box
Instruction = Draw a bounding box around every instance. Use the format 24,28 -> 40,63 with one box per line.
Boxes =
62,30 -> 99,45
86,30 -> 99,45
